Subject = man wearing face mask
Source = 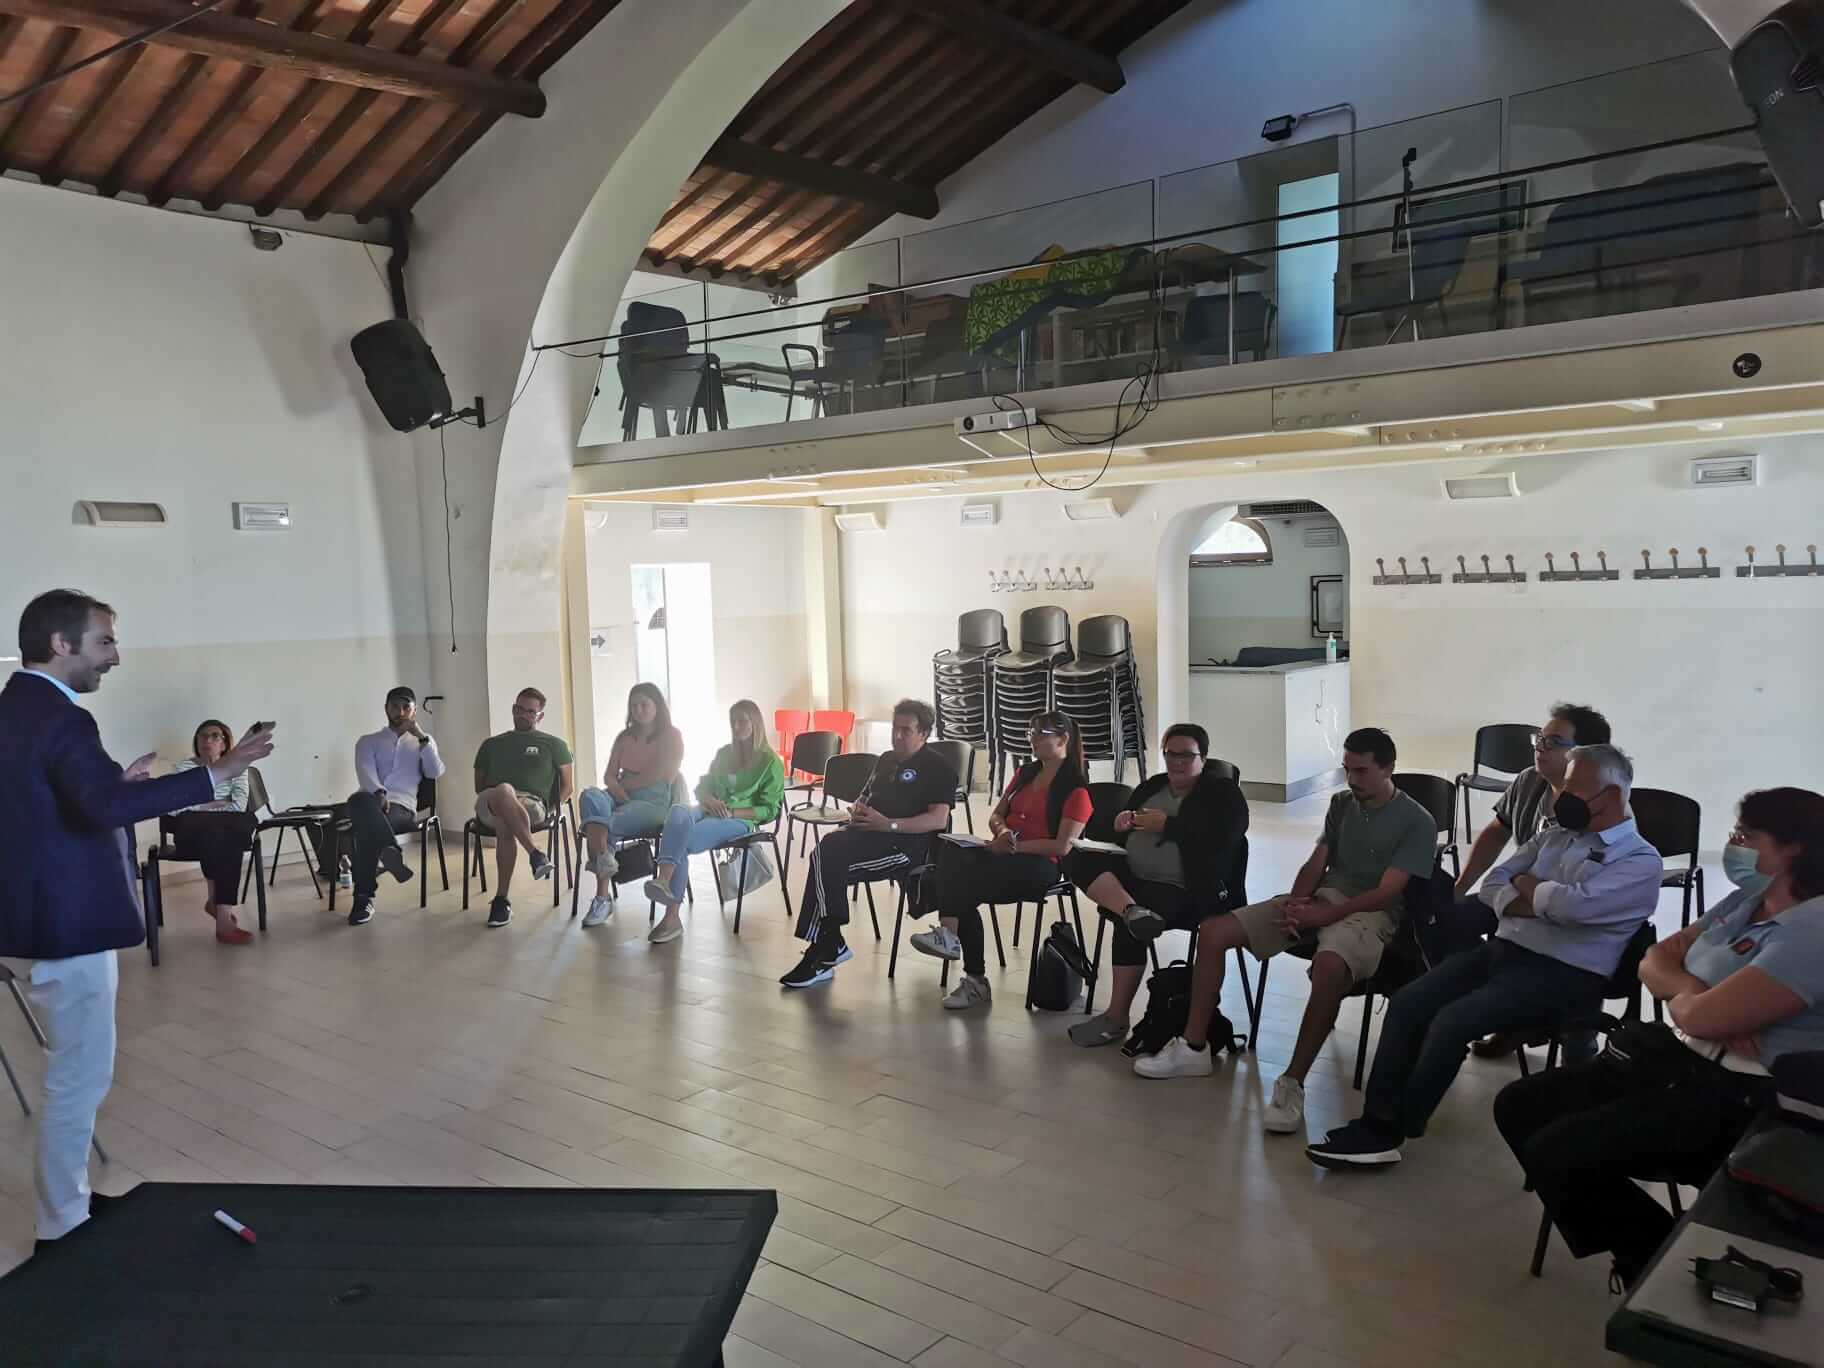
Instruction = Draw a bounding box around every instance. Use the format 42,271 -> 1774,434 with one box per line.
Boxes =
1307,744 -> 1662,1170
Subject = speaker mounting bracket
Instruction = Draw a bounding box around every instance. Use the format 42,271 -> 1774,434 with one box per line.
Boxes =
429,395 -> 485,431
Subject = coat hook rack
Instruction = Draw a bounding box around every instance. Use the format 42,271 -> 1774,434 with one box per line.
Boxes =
1067,565 -> 1094,591
1374,555 -> 1440,586
1635,546 -> 1719,581
1042,567 -> 1060,590
1452,553 -> 1526,585
1737,543 -> 1824,578
1539,550 -> 1618,583
1016,570 -> 1037,591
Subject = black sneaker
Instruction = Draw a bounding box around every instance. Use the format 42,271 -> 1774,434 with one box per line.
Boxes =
486,897 -> 512,929
379,847 -> 413,884
825,940 -> 853,967
1122,904 -> 1166,942
1305,1119 -> 1402,1170
347,898 -> 375,927
780,947 -> 835,989
529,852 -> 552,881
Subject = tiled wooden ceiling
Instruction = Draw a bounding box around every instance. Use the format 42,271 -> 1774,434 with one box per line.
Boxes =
646,0 -> 1191,285
0,1 -> 620,226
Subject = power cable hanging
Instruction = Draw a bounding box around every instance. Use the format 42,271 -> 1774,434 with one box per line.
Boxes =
0,0 -> 232,109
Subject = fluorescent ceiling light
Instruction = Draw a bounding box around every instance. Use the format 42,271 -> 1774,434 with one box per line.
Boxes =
1061,497 -> 1120,522
1441,473 -> 1520,500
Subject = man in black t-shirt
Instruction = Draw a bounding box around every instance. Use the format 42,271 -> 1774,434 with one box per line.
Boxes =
782,699 -> 955,989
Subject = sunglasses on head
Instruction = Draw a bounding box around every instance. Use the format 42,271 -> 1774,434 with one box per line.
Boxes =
1031,725 -> 1064,738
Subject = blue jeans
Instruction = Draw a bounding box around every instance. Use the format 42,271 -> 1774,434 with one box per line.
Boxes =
654,805 -> 752,902
578,788 -> 668,848
1364,938 -> 1607,1138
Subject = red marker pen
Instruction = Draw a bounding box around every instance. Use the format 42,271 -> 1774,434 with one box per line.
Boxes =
213,1209 -> 258,1244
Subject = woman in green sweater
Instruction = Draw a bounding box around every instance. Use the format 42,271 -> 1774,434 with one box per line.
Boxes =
642,698 -> 785,943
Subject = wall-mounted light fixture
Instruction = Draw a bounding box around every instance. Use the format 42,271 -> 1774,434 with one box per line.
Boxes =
1261,102 -> 1357,143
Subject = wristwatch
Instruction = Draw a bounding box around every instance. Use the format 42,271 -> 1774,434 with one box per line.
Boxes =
889,821 -> 899,832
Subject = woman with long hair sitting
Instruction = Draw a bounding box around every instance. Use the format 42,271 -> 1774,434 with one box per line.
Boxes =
641,699 -> 785,944
1495,785 -> 1824,1289
909,711 -> 1091,1010
170,718 -> 260,945
579,683 -> 684,928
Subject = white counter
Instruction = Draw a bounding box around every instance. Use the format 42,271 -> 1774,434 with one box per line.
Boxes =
1188,661 -> 1350,801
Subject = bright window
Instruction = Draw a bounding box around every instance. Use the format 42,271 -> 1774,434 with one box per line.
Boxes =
1191,517 -> 1272,566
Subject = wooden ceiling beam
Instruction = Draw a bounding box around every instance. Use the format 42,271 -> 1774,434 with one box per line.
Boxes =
40,41 -> 150,185
701,136 -> 937,220
885,0 -> 1124,94
0,0 -> 547,116
0,24 -> 81,165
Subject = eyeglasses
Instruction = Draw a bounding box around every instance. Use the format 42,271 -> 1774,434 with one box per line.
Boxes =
1727,827 -> 1757,846
1162,749 -> 1201,761
1031,726 -> 1064,738
1531,733 -> 1576,751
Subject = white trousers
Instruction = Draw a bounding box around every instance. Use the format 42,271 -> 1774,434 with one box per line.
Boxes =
19,950 -> 118,1240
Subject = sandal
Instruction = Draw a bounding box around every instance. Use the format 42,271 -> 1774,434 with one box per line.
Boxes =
1068,1012 -> 1128,1048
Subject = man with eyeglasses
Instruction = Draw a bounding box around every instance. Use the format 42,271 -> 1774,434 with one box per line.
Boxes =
1307,743 -> 1661,1171
1453,703 -> 1611,1058
781,699 -> 955,990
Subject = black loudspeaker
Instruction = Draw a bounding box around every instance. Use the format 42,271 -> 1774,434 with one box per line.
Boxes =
1732,0 -> 1824,227
351,319 -> 453,432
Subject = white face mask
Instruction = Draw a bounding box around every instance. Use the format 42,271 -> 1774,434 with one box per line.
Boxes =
1722,842 -> 1772,894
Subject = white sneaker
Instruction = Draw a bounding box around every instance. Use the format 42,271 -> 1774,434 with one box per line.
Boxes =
648,917 -> 684,944
910,926 -> 962,961
1264,1075 -> 1306,1134
1134,1037 -> 1215,1080
581,895 -> 614,928
941,975 -> 991,1010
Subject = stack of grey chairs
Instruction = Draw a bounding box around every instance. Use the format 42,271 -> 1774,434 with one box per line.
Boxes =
933,609 -> 1007,750
1054,614 -> 1148,783
990,606 -> 1073,790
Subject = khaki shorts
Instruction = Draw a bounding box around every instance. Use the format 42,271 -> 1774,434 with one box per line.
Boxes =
474,786 -> 547,831
1230,887 -> 1396,985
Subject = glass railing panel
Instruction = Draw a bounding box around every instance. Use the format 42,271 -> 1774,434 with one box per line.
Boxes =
577,279 -> 706,447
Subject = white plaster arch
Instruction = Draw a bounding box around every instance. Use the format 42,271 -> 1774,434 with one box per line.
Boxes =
403,0 -> 848,802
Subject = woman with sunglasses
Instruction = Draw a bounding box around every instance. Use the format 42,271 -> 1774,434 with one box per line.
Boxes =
909,712 -> 1091,1010
1495,786 -> 1824,1289
1065,722 -> 1249,1052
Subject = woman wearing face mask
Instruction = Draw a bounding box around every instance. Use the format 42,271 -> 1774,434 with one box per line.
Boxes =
908,712 -> 1091,1010
1494,786 -> 1824,1289
170,719 -> 259,944
641,700 -> 784,945
579,684 -> 684,928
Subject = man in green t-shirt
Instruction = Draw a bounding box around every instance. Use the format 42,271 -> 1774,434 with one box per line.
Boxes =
472,687 -> 574,928
1178,728 -> 1437,1139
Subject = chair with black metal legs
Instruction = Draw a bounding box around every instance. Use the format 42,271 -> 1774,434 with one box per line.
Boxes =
1393,771 -> 1462,879
462,779 -> 575,910
1454,723 -> 1537,845
0,964 -> 109,1165
704,811 -> 792,936
1022,879 -> 1091,1011
780,730 -> 843,873
141,815 -> 267,967
327,777 -> 450,913
1519,923 -> 1686,1276
239,766 -> 334,902
926,739 -> 977,835
785,752 -> 879,930
1629,787 -> 1706,927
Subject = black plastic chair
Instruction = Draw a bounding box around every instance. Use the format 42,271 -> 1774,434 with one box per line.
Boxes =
1455,723 -> 1536,843
1523,922 -> 1685,1276
781,315 -> 890,419
141,812 -> 267,967
0,963 -> 109,1165
783,743 -> 862,871
1630,787 -> 1706,928
618,301 -> 722,439
1393,771 -> 1462,878
239,766 -> 335,901
781,730 -> 843,842
326,777 -> 449,912
1173,291 -> 1277,366
785,752 -> 882,935
462,779 -> 575,910
926,738 -> 976,834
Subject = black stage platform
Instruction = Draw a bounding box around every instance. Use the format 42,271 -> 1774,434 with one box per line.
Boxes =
0,1183 -> 775,1366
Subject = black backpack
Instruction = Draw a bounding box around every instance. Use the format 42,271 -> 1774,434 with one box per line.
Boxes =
1031,922 -> 1090,1011
1122,960 -> 1243,1058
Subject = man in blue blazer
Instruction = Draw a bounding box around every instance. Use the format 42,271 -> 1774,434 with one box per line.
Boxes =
0,589 -> 274,1244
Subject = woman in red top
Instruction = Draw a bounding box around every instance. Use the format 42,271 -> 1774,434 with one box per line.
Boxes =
910,712 -> 1091,1010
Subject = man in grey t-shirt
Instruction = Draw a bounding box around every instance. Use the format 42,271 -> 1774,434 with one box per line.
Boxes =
1196,728 -> 1438,1138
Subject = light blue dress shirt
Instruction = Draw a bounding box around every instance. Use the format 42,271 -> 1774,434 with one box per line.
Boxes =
355,726 -> 447,810
1481,817 -> 1663,977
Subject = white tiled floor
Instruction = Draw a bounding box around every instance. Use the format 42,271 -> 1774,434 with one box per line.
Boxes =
0,791 -> 1691,1365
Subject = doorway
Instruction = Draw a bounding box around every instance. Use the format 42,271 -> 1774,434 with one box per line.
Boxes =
630,563 -> 716,782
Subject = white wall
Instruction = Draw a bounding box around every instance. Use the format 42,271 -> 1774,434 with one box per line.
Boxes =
581,503 -> 810,786
0,178 -> 430,808
1189,517 -> 1350,660
840,434 -> 1824,852
862,0 -> 1721,246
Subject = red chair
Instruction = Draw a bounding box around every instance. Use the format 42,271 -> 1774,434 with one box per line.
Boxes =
774,709 -> 810,780
810,709 -> 855,755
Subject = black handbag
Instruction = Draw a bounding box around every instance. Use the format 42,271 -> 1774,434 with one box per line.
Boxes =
1031,923 -> 1087,1012
612,842 -> 655,885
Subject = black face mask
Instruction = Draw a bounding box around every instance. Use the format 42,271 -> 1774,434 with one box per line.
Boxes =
1554,791 -> 1593,832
